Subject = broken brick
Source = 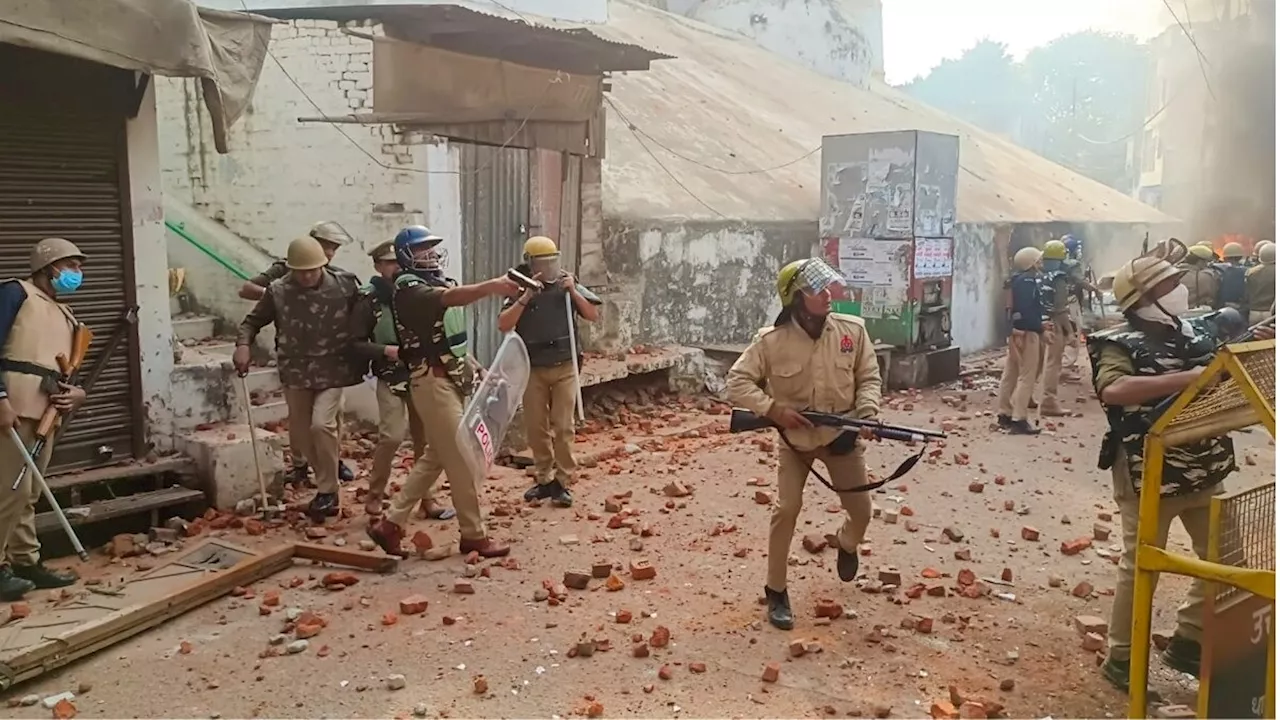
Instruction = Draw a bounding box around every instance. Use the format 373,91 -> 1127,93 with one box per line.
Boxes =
1082,632 -> 1105,652
399,595 -> 429,615
649,625 -> 671,648
453,579 -> 475,594
592,562 -> 613,579
381,612 -> 398,626
585,700 -> 604,718
663,481 -> 691,497
563,571 -> 592,590
956,569 -> 976,587
915,616 -> 934,634
930,701 -> 959,719
605,574 -> 626,592
967,482 -> 984,493
1071,581 -> 1094,598
1001,568 -> 1013,582
761,662 -> 781,683
243,518 -> 264,536
958,701 -> 987,719
1060,537 -> 1093,556
8,602 -> 30,621
411,531 -> 433,552
295,621 -> 323,639
632,643 -> 649,658
954,548 -> 971,561
658,664 -> 673,680
754,490 -> 772,505
814,598 -> 843,619
1093,524 -> 1112,541
689,662 -> 707,673
616,609 -> 633,624
52,698 -> 77,720
262,591 -> 281,607
789,638 -> 807,657
321,572 -> 358,587
1020,526 -> 1040,541
1154,705 -> 1198,719
802,534 -> 828,554
878,568 -> 902,585
1074,615 -> 1108,636
629,559 -> 657,580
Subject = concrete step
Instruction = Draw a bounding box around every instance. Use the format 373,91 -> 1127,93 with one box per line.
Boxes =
241,366 -> 282,398
232,397 -> 289,427
172,313 -> 217,343
194,341 -> 237,358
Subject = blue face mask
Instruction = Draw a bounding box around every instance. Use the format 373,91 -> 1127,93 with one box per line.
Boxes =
51,269 -> 83,295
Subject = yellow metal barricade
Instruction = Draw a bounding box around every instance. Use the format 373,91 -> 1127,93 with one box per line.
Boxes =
1130,339 -> 1277,719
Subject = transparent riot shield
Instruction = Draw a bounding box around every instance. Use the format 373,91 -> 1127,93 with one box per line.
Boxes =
457,332 -> 531,482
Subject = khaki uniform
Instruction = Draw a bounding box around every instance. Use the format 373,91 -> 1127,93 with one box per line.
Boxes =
1179,264 -> 1221,310
726,313 -> 879,591
237,269 -> 363,494
1089,318 -> 1232,662
997,331 -> 1042,420
0,280 -> 74,566
1037,271 -> 1073,414
387,280 -> 486,540
1245,263 -> 1275,324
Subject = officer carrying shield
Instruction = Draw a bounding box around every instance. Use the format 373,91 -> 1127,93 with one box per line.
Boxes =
240,220 -> 359,486
0,238 -> 88,600
726,258 -> 880,630
366,227 -> 520,559
497,236 -> 602,508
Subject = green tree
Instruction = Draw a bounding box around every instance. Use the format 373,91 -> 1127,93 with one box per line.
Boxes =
901,40 -> 1027,138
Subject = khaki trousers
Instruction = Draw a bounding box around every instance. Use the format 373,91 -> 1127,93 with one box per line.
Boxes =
386,372 -> 485,540
1040,318 -> 1069,413
996,331 -> 1042,421
523,361 -> 578,486
767,444 -> 872,591
0,418 -> 55,567
283,387 -> 344,494
1106,481 -> 1218,661
369,379 -> 432,506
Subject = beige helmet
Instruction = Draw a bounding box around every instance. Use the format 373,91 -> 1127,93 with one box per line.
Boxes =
1012,247 -> 1042,272
1260,242 -> 1277,265
310,221 -> 353,247
30,237 -> 86,274
1222,241 -> 1246,259
368,240 -> 396,263
286,236 -> 329,271
1110,239 -> 1188,312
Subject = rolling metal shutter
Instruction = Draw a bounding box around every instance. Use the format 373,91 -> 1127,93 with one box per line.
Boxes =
0,44 -> 143,474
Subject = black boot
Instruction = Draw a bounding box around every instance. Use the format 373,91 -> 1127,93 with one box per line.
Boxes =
308,492 -> 339,523
996,414 -> 1013,428
837,546 -> 859,582
1160,634 -> 1202,676
523,480 -> 573,507
1099,656 -> 1130,691
339,461 -> 354,483
1008,419 -> 1041,435
0,566 -> 34,602
764,586 -> 794,630
290,463 -> 313,488
12,562 -> 76,589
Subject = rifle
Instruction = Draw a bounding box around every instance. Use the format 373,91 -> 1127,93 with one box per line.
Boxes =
728,408 -> 947,494
10,324 -> 93,494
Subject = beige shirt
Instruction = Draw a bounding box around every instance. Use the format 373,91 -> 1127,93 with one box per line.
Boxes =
726,312 -> 881,452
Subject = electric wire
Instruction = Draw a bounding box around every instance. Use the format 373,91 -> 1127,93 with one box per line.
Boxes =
1162,0 -> 1218,100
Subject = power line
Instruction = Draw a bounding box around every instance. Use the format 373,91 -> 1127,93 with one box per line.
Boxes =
605,103 -> 729,218
604,95 -> 821,175
1073,94 -> 1177,145
1162,0 -> 1217,100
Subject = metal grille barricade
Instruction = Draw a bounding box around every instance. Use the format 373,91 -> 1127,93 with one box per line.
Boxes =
1130,339 -> 1276,719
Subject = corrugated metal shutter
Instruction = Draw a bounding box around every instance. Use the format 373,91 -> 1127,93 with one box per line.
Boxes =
0,45 -> 142,474
460,143 -> 530,365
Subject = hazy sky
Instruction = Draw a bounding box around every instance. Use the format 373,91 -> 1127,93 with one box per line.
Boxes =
882,0 -> 1169,84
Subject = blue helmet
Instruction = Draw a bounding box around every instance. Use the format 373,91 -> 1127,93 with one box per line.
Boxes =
393,225 -> 444,270
1063,235 -> 1082,258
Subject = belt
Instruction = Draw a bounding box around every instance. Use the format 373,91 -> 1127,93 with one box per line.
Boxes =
0,359 -> 60,381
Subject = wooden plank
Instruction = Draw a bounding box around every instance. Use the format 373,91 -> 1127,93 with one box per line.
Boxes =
36,486 -> 204,534
292,542 -> 399,573
46,455 -> 195,491
0,544 -> 294,690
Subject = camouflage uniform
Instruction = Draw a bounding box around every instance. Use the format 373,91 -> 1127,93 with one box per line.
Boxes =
237,268 -> 364,494
1037,266 -> 1073,415
249,259 -> 348,289
380,274 -> 486,541
1087,315 -> 1234,665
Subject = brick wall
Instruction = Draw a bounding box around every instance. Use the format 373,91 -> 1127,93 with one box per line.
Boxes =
156,19 -> 457,278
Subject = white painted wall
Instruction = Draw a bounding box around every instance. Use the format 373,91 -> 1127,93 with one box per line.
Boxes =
635,0 -> 884,87
949,223 -> 1003,354
156,19 -> 462,289
126,84 -> 179,452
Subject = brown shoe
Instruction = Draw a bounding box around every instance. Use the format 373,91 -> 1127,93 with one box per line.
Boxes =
367,519 -> 408,557
364,491 -> 384,516
459,536 -> 510,558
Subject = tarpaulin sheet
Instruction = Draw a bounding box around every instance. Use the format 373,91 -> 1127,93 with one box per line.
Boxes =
0,0 -> 272,153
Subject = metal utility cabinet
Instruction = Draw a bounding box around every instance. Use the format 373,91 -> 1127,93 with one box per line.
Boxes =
819,130 -> 961,389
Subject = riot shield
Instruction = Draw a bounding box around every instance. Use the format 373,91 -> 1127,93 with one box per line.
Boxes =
456,332 -> 531,482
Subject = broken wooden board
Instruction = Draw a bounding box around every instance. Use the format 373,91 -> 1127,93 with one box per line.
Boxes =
0,540 -> 398,690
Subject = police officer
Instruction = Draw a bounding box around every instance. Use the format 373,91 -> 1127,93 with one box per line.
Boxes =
1246,242 -> 1275,325
1088,240 -> 1247,690
366,229 -> 520,559
0,239 -> 87,600
726,258 -> 879,630
1178,244 -> 1221,309
498,236 -> 602,508
1059,235 -> 1101,374
240,221 -> 358,486
233,237 -> 365,522
996,247 -> 1046,435
1037,240 -> 1073,416
349,240 -> 454,521
1211,241 -> 1248,310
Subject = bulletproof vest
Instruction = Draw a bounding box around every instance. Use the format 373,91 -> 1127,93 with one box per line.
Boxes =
269,269 -> 363,389
1213,262 -> 1247,307
0,279 -> 75,420
392,272 -> 474,396
517,286 -> 576,367
359,280 -> 409,390
1039,268 -> 1071,316
1087,318 -> 1235,496
420,273 -> 469,359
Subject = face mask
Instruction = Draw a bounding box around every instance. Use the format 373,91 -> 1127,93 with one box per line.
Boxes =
51,269 -> 83,295
1134,283 -> 1189,326
1042,259 -> 1062,272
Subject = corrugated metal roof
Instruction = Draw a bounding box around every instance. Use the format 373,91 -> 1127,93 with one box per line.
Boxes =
596,0 -> 1173,225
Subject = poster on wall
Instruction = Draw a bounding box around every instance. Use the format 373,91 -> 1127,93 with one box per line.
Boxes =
836,237 -> 911,289
914,237 -> 953,279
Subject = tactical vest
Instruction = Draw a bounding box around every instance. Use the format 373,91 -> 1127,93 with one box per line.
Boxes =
1039,268 -> 1071,317
359,281 -> 410,392
269,269 -> 364,390
1087,318 -> 1235,496
1213,262 -> 1247,308
421,274 -> 470,360
391,272 -> 474,396
0,279 -> 75,420
517,286 -> 577,368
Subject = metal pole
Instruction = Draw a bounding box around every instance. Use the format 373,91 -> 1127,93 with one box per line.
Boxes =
564,292 -> 585,422
238,374 -> 272,513
7,427 -> 87,561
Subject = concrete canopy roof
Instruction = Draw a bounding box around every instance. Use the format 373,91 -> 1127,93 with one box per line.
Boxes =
595,0 -> 1174,226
